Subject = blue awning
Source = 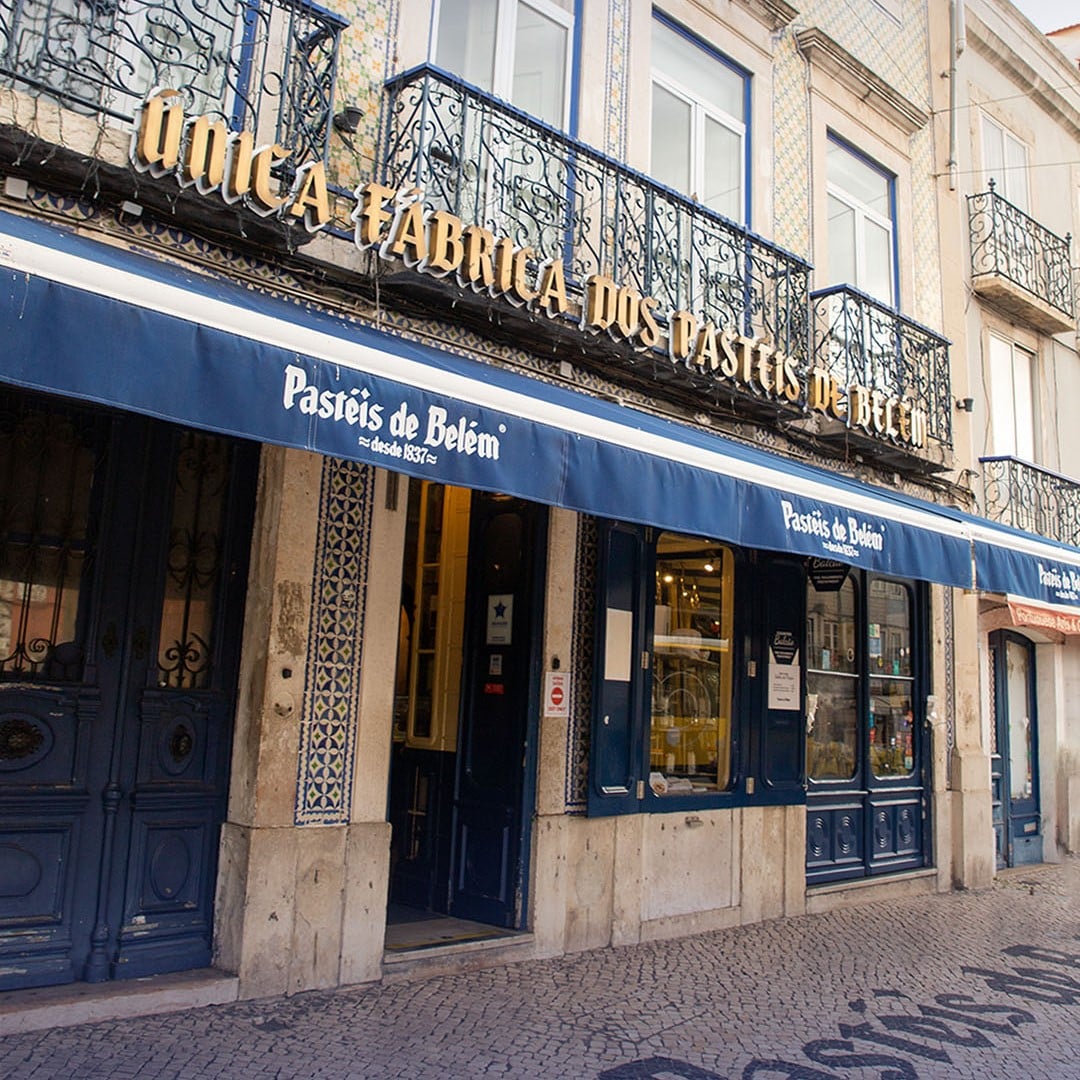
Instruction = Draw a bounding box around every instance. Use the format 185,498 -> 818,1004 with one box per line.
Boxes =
969,515 -> 1080,609
0,207 -> 975,587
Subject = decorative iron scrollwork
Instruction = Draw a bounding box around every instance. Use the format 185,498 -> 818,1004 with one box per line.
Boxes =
968,183 -> 1075,322
0,0 -> 349,167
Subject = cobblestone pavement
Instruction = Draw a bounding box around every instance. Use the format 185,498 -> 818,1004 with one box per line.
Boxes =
2,859 -> 1079,1079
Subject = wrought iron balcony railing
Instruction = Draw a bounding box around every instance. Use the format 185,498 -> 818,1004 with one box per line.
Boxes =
968,183 -> 1075,332
0,0 -> 348,166
810,285 -> 952,449
980,456 -> 1080,547
380,64 -> 810,370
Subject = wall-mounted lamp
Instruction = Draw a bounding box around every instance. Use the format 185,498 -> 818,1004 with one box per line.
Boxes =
955,397 -> 975,412
333,106 -> 364,135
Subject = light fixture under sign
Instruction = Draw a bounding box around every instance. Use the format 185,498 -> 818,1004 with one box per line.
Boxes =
333,106 -> 364,134
955,397 -> 975,412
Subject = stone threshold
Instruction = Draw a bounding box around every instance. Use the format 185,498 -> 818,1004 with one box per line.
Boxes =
0,967 -> 239,1036
382,931 -> 536,983
807,867 -> 938,897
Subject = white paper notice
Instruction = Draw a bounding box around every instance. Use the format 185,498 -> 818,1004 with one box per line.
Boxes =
767,647 -> 800,710
604,608 -> 633,682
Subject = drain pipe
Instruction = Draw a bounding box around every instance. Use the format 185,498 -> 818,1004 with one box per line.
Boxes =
948,0 -> 967,191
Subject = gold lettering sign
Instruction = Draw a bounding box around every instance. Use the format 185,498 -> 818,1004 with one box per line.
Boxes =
130,89 -> 331,230
125,95 -> 932,450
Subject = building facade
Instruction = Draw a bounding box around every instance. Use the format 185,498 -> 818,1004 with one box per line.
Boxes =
937,0 -> 1080,871
0,0 -> 1073,1001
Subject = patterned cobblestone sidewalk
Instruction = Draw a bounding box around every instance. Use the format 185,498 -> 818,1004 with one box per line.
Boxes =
1,859 -> 1078,1079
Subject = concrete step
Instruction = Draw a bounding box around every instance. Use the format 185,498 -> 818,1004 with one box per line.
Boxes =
0,968 -> 239,1035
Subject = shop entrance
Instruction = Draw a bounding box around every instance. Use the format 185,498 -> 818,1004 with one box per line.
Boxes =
0,388 -> 257,990
990,630 -> 1041,867
805,571 -> 929,883
388,482 -> 544,939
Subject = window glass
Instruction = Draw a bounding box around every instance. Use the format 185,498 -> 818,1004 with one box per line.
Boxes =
826,139 -> 895,304
435,0 -> 571,128
651,17 -> 746,220
1005,639 -> 1033,799
868,580 -> 914,778
513,2 -> 568,127
827,195 -> 856,284
989,335 -> 1036,461
806,577 -> 858,781
982,115 -> 1029,213
435,0 -> 498,92
649,536 -> 734,795
652,19 -> 743,118
703,116 -> 742,221
652,84 -> 692,195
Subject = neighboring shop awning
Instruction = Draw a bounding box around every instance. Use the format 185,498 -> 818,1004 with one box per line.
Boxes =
971,516 -> 1080,610
0,208 -> 975,586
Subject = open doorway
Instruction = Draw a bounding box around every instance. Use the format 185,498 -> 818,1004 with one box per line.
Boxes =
386,481 -> 545,951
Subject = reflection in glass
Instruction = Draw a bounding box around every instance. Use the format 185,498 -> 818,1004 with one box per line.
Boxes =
1006,639 -> 1033,799
867,579 -> 914,778
649,535 -> 733,795
806,577 -> 857,780
0,400 -> 102,681
157,433 -> 230,689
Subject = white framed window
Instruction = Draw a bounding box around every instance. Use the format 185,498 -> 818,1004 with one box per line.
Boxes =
982,115 -> 1030,214
988,334 -> 1036,461
827,137 -> 896,305
433,0 -> 573,129
650,14 -> 748,223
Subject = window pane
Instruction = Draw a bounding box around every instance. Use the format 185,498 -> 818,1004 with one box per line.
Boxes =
651,83 -> 692,196
828,142 -> 890,215
513,2 -> 567,126
982,116 -> 1005,187
1006,640 -> 1033,799
1011,346 -> 1035,462
827,194 -> 857,285
1005,133 -> 1029,212
870,676 -> 915,777
653,19 -> 743,120
864,218 -> 893,305
0,400 -> 102,682
704,115 -> 742,219
806,672 -> 858,781
156,432 -> 230,690
807,578 -> 857,781
650,536 -> 734,795
988,335 -> 1018,457
867,579 -> 911,678
436,0 -> 497,92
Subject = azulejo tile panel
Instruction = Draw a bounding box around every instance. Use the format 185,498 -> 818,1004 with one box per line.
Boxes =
295,458 -> 376,825
566,515 -> 598,812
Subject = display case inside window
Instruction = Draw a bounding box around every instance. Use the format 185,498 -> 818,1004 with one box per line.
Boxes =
648,535 -> 734,795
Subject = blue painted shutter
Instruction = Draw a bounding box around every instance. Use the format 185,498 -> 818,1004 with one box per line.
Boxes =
588,521 -> 647,815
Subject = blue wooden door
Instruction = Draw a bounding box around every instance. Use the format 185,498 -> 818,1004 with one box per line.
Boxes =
449,493 -> 544,927
0,390 -> 255,988
990,630 -> 1040,866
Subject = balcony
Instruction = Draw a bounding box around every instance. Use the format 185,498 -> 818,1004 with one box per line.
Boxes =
968,184 -> 1075,336
379,65 -> 809,388
0,0 -> 348,168
810,285 -> 952,452
980,456 -> 1080,547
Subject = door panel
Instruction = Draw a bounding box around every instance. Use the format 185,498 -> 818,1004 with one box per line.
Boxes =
450,493 -> 544,927
990,630 -> 1041,867
0,390 -> 255,988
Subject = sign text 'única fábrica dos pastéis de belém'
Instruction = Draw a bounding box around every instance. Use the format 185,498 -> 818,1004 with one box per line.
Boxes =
131,90 -> 927,449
